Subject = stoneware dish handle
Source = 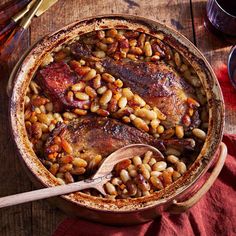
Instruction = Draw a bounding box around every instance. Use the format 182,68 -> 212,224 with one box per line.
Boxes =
168,142 -> 227,214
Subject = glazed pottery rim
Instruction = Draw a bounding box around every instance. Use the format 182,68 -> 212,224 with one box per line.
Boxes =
9,14 -> 225,212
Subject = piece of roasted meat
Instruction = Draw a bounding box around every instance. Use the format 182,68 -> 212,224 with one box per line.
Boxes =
36,61 -> 90,111
37,41 -> 200,129
45,115 -> 195,164
70,41 -> 198,128
102,58 -> 196,128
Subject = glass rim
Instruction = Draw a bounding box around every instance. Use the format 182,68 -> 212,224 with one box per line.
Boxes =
215,0 -> 236,19
227,45 -> 236,90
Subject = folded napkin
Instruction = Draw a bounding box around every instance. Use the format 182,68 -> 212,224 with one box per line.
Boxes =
215,64 -> 236,110
53,65 -> 236,236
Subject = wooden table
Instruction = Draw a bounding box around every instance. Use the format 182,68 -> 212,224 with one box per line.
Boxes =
0,0 -> 235,235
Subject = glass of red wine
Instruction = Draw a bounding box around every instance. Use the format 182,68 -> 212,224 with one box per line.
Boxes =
206,0 -> 236,37
228,46 -> 236,90
206,1 -> 236,89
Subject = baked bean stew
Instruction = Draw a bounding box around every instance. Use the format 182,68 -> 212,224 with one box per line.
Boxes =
24,29 -> 208,199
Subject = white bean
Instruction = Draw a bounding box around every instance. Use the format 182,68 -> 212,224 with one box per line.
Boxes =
152,161 -> 167,172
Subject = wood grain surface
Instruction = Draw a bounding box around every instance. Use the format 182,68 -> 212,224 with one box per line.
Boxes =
0,0 -> 234,235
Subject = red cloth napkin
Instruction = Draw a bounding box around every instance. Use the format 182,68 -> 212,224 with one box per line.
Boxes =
215,64 -> 236,110
53,65 -> 236,236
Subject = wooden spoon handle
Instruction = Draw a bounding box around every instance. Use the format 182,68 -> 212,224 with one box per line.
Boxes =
0,177 -> 103,208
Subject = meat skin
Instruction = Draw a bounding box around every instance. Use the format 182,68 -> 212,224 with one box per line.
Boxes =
102,58 -> 195,128
45,115 -> 195,160
69,41 -> 196,127
36,61 -> 89,111
70,42 -> 92,60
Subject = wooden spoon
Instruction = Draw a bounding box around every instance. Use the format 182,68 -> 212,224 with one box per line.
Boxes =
0,144 -> 164,208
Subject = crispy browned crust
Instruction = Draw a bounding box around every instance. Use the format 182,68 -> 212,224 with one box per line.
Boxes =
45,115 -> 196,162
37,61 -> 90,111
102,58 -> 194,127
